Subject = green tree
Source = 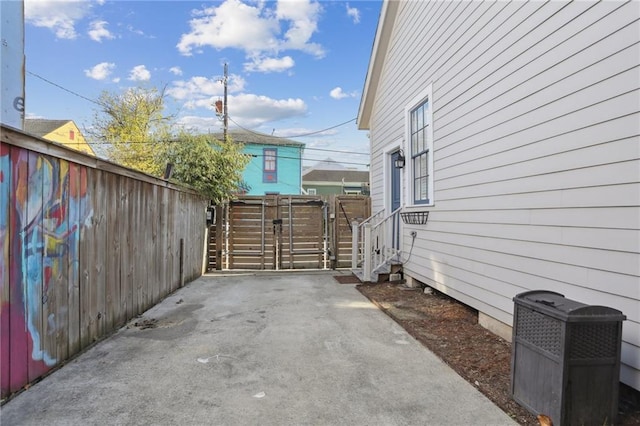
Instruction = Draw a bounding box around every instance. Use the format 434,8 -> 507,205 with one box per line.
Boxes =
161,132 -> 251,203
90,86 -> 172,173
91,86 -> 250,201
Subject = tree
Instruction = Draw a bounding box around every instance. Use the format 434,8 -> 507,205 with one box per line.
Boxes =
90,86 -> 172,174
90,86 -> 250,202
161,132 -> 251,203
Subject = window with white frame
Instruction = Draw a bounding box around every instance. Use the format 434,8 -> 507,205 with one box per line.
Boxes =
408,87 -> 433,205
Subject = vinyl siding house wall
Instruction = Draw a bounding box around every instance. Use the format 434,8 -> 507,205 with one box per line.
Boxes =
302,169 -> 370,195
358,1 -> 639,390
215,130 -> 304,195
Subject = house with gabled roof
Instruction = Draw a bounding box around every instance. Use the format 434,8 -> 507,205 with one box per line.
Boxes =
356,0 -> 639,393
214,129 -> 304,195
24,119 -> 95,156
302,168 -> 369,196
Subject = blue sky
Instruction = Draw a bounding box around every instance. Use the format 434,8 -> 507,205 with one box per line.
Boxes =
23,0 -> 381,169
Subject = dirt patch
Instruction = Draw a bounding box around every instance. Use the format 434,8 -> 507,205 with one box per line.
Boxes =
129,318 -> 158,330
357,281 -> 640,425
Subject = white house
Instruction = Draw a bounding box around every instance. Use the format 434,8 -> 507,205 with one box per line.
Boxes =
357,1 -> 639,391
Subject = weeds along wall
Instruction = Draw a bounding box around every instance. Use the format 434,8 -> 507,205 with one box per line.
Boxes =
0,125 -> 207,399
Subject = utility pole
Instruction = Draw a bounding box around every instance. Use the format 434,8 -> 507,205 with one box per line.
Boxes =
223,62 -> 228,141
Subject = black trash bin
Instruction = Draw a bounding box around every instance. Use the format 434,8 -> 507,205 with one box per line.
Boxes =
510,290 -> 626,426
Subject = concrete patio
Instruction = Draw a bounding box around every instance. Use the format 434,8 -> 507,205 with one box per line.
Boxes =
1,271 -> 515,425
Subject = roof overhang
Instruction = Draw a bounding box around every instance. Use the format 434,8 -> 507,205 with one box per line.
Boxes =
357,0 -> 399,131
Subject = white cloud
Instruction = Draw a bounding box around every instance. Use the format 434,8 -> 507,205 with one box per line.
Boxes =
346,3 -> 360,24
177,0 -> 279,56
24,0 -> 94,39
227,93 -> 307,127
128,65 -> 151,81
175,93 -> 307,131
84,62 -> 115,80
329,87 -> 358,100
275,0 -> 323,56
175,116 -> 224,134
167,74 -> 246,101
169,66 -> 183,76
88,20 -> 115,42
244,56 -> 295,73
112,77 -> 121,83
177,0 -> 323,72
125,24 -> 155,39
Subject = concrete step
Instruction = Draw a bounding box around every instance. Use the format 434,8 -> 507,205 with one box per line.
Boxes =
352,262 -> 403,284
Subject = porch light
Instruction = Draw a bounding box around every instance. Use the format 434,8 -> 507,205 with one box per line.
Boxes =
394,150 -> 406,169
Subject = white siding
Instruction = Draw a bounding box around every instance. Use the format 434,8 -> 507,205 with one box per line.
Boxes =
366,1 -> 640,389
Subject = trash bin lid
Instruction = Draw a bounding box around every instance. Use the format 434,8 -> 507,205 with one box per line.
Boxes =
514,290 -> 626,322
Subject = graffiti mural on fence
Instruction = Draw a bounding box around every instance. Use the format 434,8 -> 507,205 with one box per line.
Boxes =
0,145 -> 92,392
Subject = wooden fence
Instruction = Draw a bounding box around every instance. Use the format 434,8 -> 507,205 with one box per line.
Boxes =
1,125 -> 207,399
208,195 -> 371,270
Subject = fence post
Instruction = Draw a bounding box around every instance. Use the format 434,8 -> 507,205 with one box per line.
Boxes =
363,222 -> 372,282
351,220 -> 359,269
215,204 -> 223,270
202,226 -> 209,274
179,238 -> 185,287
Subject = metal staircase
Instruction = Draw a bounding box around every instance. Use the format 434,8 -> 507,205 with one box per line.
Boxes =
351,207 -> 402,282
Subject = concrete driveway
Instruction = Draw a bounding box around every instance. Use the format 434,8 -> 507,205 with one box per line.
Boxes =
1,271 -> 515,425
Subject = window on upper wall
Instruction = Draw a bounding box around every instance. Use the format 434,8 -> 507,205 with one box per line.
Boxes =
307,188 -> 316,195
407,85 -> 434,205
69,130 -> 75,140
263,148 -> 277,183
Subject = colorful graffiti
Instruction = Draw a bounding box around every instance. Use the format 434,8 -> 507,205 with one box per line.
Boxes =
1,144 -> 92,395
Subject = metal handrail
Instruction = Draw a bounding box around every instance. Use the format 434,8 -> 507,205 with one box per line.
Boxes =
353,207 -> 402,281
359,208 -> 386,227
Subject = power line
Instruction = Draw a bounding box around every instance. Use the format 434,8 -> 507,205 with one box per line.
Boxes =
303,146 -> 368,156
26,70 -> 369,158
229,115 -> 357,139
27,71 -> 103,106
56,141 -> 369,166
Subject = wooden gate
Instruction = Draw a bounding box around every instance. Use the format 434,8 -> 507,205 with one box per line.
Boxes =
331,196 -> 371,268
209,195 -> 370,270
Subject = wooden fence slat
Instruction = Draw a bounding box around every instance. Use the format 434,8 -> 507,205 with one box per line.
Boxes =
8,147 -> 29,393
158,188 -> 166,297
114,177 -> 124,326
0,144 -> 11,397
121,179 -> 132,322
79,167 -> 93,350
93,170 -> 106,339
140,183 -> 147,311
27,153 -> 48,382
149,185 -> 158,307
168,189 -> 174,292
138,181 -> 147,308
131,180 -> 140,315
67,161 -> 81,358
215,205 -> 223,270
52,159 -> 70,366
105,174 -> 121,329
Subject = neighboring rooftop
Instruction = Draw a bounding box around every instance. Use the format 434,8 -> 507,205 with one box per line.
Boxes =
24,119 -> 72,137
303,169 -> 369,183
305,158 -> 347,171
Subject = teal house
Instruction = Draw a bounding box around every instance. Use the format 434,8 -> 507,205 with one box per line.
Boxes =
214,130 -> 305,195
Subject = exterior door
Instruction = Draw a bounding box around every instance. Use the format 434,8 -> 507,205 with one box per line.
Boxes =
390,151 -> 402,249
